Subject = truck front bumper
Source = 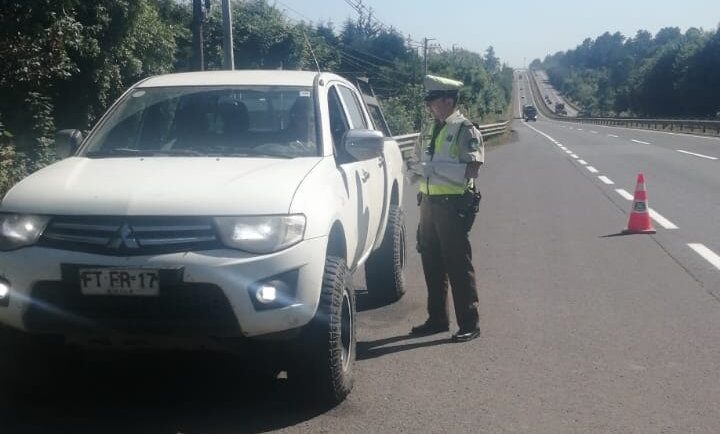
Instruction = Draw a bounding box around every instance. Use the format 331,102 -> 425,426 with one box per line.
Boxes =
0,236 -> 327,339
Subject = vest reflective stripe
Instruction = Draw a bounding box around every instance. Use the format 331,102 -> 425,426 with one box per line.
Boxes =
419,181 -> 466,195
418,112 -> 467,196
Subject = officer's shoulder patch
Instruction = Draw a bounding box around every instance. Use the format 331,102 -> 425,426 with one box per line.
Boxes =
462,119 -> 474,128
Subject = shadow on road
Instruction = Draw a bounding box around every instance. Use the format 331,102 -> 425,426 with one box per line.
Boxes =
357,334 -> 451,361
0,352 -> 332,434
599,232 -> 636,238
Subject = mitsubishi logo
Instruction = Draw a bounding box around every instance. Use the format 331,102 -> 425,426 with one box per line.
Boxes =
109,223 -> 140,249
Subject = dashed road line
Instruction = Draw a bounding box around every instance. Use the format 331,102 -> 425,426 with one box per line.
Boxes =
649,209 -> 679,230
676,150 -> 718,160
608,134 -> 619,138
615,188 -> 634,200
570,154 -> 579,159
632,139 -> 651,145
590,130 -> 599,134
525,121 -> 679,231
614,189 -> 678,229
688,244 -> 720,271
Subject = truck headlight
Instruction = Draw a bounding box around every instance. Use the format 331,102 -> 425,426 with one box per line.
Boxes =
0,214 -> 50,251
214,215 -> 306,254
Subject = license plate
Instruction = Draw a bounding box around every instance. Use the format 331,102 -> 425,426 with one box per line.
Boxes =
79,268 -> 160,296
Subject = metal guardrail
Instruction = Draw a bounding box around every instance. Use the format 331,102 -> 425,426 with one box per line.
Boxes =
528,69 -> 720,137
394,121 -> 510,157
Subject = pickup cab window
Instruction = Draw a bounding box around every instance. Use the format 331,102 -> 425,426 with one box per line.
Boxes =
81,86 -> 318,158
337,85 -> 368,129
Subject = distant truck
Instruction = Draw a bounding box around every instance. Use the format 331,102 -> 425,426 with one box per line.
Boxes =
555,103 -> 567,116
523,105 -> 538,121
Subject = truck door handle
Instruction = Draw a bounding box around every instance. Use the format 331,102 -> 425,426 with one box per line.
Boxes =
378,156 -> 385,167
360,170 -> 370,182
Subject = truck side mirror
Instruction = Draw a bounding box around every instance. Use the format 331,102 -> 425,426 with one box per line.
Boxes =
55,129 -> 83,159
342,129 -> 384,161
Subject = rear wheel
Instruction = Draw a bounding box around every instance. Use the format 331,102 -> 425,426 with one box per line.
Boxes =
365,205 -> 406,303
289,256 -> 355,405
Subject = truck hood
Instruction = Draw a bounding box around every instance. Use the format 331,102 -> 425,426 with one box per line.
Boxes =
1,157 -> 322,216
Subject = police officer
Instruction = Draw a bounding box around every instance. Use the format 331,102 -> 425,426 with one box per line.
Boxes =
407,75 -> 484,343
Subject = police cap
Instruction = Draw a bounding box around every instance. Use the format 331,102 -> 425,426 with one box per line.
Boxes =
423,74 -> 463,101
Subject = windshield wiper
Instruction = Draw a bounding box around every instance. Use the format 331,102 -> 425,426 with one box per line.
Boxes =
86,148 -> 210,158
222,149 -> 294,159
156,149 -> 206,156
85,148 -> 157,158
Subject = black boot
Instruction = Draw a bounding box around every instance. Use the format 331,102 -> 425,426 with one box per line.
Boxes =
451,327 -> 480,342
409,320 -> 449,336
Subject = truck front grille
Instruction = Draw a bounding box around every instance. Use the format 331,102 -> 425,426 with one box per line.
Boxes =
39,216 -> 222,255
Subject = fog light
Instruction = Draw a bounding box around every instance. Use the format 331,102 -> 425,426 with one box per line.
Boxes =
248,270 -> 299,311
0,278 -> 9,302
255,284 -> 277,304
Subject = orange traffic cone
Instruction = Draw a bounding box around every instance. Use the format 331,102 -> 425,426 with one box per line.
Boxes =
623,173 -> 656,234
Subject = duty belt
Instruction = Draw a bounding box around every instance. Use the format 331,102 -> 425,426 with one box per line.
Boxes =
421,193 -> 464,202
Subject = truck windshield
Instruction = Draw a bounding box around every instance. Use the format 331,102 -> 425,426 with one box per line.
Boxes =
82,86 -> 318,158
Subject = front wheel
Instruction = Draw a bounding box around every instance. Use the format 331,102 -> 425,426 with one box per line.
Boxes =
365,205 -> 406,303
289,256 -> 356,405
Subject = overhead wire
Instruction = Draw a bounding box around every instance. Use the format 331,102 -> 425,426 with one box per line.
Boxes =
271,0 -> 420,89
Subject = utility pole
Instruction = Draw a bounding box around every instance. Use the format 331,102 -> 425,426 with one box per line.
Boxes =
192,0 -> 204,71
423,37 -> 435,75
221,0 -> 234,70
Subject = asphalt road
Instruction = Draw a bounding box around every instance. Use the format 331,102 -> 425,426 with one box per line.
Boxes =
529,69 -> 580,117
3,80 -> 720,432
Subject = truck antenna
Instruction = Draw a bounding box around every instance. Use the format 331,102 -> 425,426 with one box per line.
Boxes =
302,31 -> 321,72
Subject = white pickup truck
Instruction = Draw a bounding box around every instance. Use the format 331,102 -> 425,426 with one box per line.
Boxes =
0,70 -> 406,403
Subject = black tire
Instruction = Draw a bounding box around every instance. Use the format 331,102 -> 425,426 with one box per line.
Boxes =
365,205 -> 406,303
290,256 -> 356,405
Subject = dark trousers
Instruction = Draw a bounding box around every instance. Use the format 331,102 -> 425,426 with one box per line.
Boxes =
417,195 -> 479,330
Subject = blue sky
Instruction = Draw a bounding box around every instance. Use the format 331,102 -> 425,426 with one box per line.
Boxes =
271,0 -> 720,67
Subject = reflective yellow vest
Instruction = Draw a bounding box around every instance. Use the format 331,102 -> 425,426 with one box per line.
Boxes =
418,111 -> 469,195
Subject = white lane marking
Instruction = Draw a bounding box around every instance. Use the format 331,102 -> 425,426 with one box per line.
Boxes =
570,122 -> 720,142
598,176 -> 614,185
632,139 -> 651,145
586,166 -> 599,173
565,150 -> 573,154
649,209 -> 679,230
688,244 -> 720,271
570,154 -> 579,159
578,159 -> 588,165
676,149 -> 718,160
590,130 -> 599,134
615,188 -> 634,200
608,134 -> 619,138
615,189 -> 678,229
577,128 -> 584,131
